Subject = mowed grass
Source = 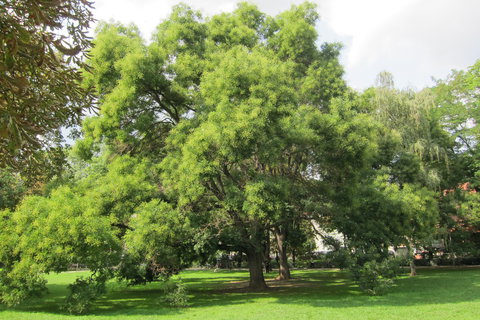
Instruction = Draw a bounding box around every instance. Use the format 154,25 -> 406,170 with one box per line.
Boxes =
1,267 -> 480,320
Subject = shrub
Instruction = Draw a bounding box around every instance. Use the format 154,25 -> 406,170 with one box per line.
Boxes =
0,271 -> 47,307
350,257 -> 405,295
163,279 -> 189,308
326,249 -> 352,268
63,277 -> 106,314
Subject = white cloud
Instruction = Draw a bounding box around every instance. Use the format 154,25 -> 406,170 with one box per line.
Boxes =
319,0 -> 480,89
93,0 -> 172,39
320,0 -> 416,66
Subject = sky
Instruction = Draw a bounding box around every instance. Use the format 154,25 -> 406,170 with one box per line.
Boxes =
92,0 -> 480,90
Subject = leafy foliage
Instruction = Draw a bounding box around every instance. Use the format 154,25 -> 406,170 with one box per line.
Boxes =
434,59 -> 480,154
0,154 -> 192,306
0,186 -> 120,306
366,77 -> 453,189
336,174 -> 439,251
0,0 -> 94,167
0,167 -> 25,210
119,200 -> 193,284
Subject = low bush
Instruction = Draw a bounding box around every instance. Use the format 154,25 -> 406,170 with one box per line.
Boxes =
163,279 -> 189,308
350,257 -> 405,295
63,277 -> 106,314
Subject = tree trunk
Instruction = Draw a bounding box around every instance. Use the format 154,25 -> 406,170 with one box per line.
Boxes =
407,241 -> 416,277
292,249 -> 296,268
274,227 -> 291,280
264,231 -> 272,273
409,259 -> 417,277
236,251 -> 243,268
246,247 -> 268,289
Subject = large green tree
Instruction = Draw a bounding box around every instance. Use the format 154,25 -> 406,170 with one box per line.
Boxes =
75,2 -> 348,285
160,43 -> 373,287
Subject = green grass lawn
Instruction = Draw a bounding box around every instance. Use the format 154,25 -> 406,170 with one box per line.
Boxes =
1,267 -> 479,319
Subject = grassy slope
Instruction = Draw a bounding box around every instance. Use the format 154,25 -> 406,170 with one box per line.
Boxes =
1,267 -> 479,320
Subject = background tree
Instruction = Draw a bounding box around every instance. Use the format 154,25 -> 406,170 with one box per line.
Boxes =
345,73 -> 450,275
433,60 -> 480,259
0,167 -> 25,210
371,73 -> 452,190
434,60 -> 479,155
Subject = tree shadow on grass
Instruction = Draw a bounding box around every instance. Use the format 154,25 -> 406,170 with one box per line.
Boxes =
2,267 -> 480,316
0,284 -> 187,317
186,267 -> 480,310
270,267 -> 480,309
